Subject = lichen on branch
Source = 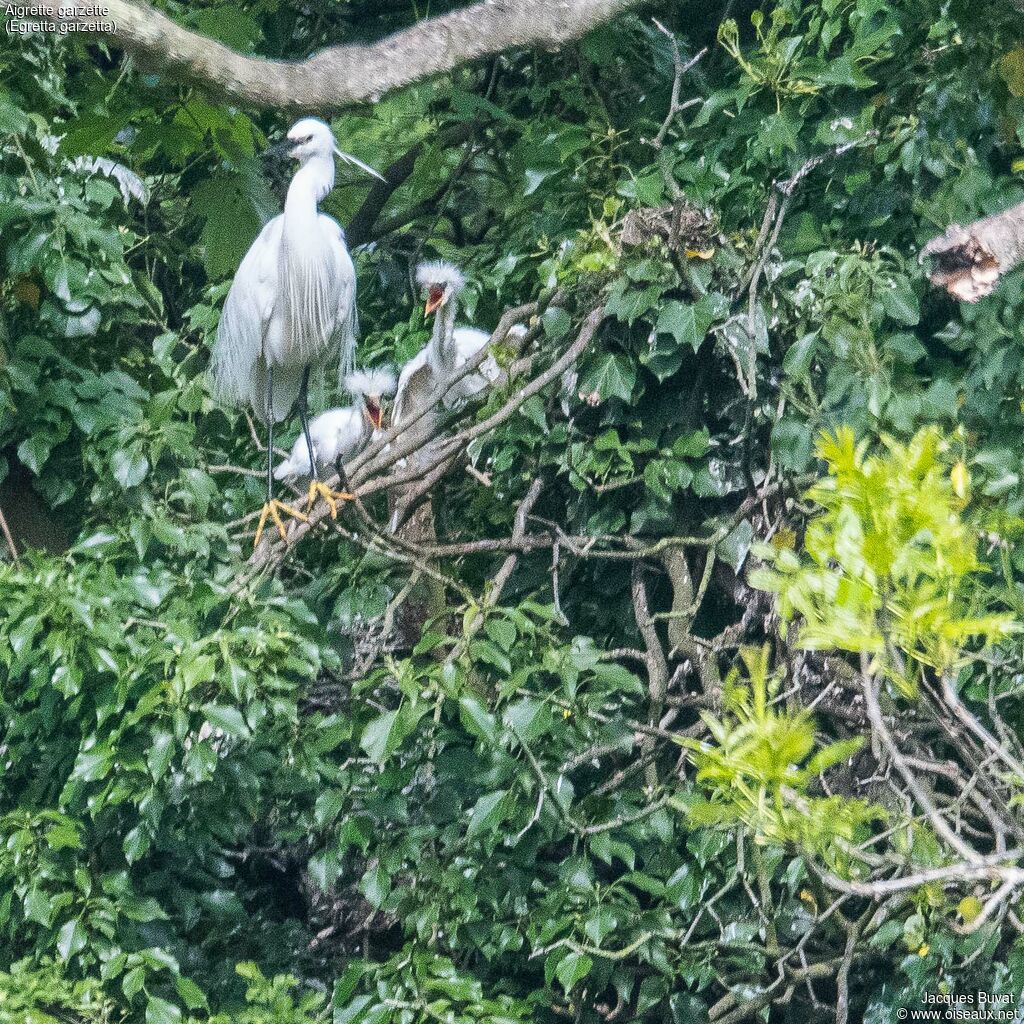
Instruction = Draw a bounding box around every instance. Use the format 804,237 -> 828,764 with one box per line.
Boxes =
45,0 -> 644,112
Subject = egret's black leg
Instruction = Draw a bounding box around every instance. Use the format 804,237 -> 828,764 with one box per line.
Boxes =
254,363 -> 308,548
300,366 -> 346,519
266,363 -> 275,503
297,365 -> 317,481
334,457 -> 353,496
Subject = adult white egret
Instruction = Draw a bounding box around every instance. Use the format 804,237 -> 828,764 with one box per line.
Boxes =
273,368 -> 397,514
210,117 -> 382,547
391,261 -> 503,450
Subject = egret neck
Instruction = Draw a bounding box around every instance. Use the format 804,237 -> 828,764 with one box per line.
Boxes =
288,152 -> 336,208
281,153 -> 338,362
428,297 -> 460,379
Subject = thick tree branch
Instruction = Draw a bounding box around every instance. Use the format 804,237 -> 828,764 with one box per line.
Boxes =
923,200 -> 1024,302
346,121 -> 481,247
631,561 -> 670,788
49,0 -> 643,112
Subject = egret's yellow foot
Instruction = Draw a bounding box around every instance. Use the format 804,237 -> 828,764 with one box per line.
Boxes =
305,480 -> 355,519
253,499 -> 308,548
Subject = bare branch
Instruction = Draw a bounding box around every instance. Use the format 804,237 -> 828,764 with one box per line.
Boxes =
814,854 -> 1024,899
940,673 -> 1024,781
347,121 -> 481,247
0,504 -> 20,565
631,561 -> 669,788
486,478 -> 544,608
649,21 -> 706,150
47,0 -> 644,112
923,200 -> 1024,302
862,662 -> 982,864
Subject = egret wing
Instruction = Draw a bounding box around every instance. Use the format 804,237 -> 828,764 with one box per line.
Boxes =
326,218 -> 358,382
392,346 -> 431,429
211,217 -> 282,411
447,327 -> 500,407
285,213 -> 358,382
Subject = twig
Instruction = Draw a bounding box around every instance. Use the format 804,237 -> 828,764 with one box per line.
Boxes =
649,20 -> 706,150
486,478 -> 544,608
941,673 -> 1024,781
861,662 -> 982,864
776,133 -> 879,197
0,504 -> 19,565
208,463 -> 265,477
465,464 -> 492,487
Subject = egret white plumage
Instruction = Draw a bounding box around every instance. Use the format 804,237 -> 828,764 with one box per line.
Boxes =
391,261 -> 503,449
210,117 -> 382,547
273,368 -> 397,515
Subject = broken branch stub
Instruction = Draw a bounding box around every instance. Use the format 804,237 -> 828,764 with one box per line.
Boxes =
923,200 -> 1024,302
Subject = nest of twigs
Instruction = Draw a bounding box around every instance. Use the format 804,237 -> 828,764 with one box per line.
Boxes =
618,200 -> 715,253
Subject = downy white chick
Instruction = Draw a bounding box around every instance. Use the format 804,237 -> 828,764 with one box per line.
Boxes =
274,367 -> 396,482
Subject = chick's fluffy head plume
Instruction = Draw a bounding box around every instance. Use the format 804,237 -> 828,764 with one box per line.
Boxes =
416,260 -> 466,293
345,367 -> 397,399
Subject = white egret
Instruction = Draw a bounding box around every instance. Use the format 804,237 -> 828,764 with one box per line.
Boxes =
388,262 -> 529,533
273,367 -> 397,515
210,117 -> 382,547
391,261 -> 503,450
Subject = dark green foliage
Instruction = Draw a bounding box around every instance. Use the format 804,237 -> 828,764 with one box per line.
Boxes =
3,1 -> 1024,1021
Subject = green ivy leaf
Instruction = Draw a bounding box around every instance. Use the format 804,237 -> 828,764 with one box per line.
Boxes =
175,977 -> 209,1012
123,967 -> 146,1001
655,298 -> 716,352
146,996 -> 183,1024
459,696 -> 499,743
111,446 -> 150,488
579,354 -> 636,401
17,434 -> 53,474
879,278 -> 920,325
23,889 -> 52,927
360,709 -> 403,764
360,864 -> 391,908
466,789 -> 509,839
201,703 -> 251,740
57,919 -> 87,960
555,951 -> 594,991
717,519 -> 754,570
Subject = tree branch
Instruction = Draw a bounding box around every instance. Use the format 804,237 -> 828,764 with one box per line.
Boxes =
861,662 -> 982,864
631,561 -> 669,788
346,121 -> 480,247
923,200 -> 1024,302
49,0 -> 644,112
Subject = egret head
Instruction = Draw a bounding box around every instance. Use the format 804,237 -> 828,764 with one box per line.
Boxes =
286,118 -> 337,163
280,118 -> 385,179
346,367 -> 397,430
416,260 -> 466,317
